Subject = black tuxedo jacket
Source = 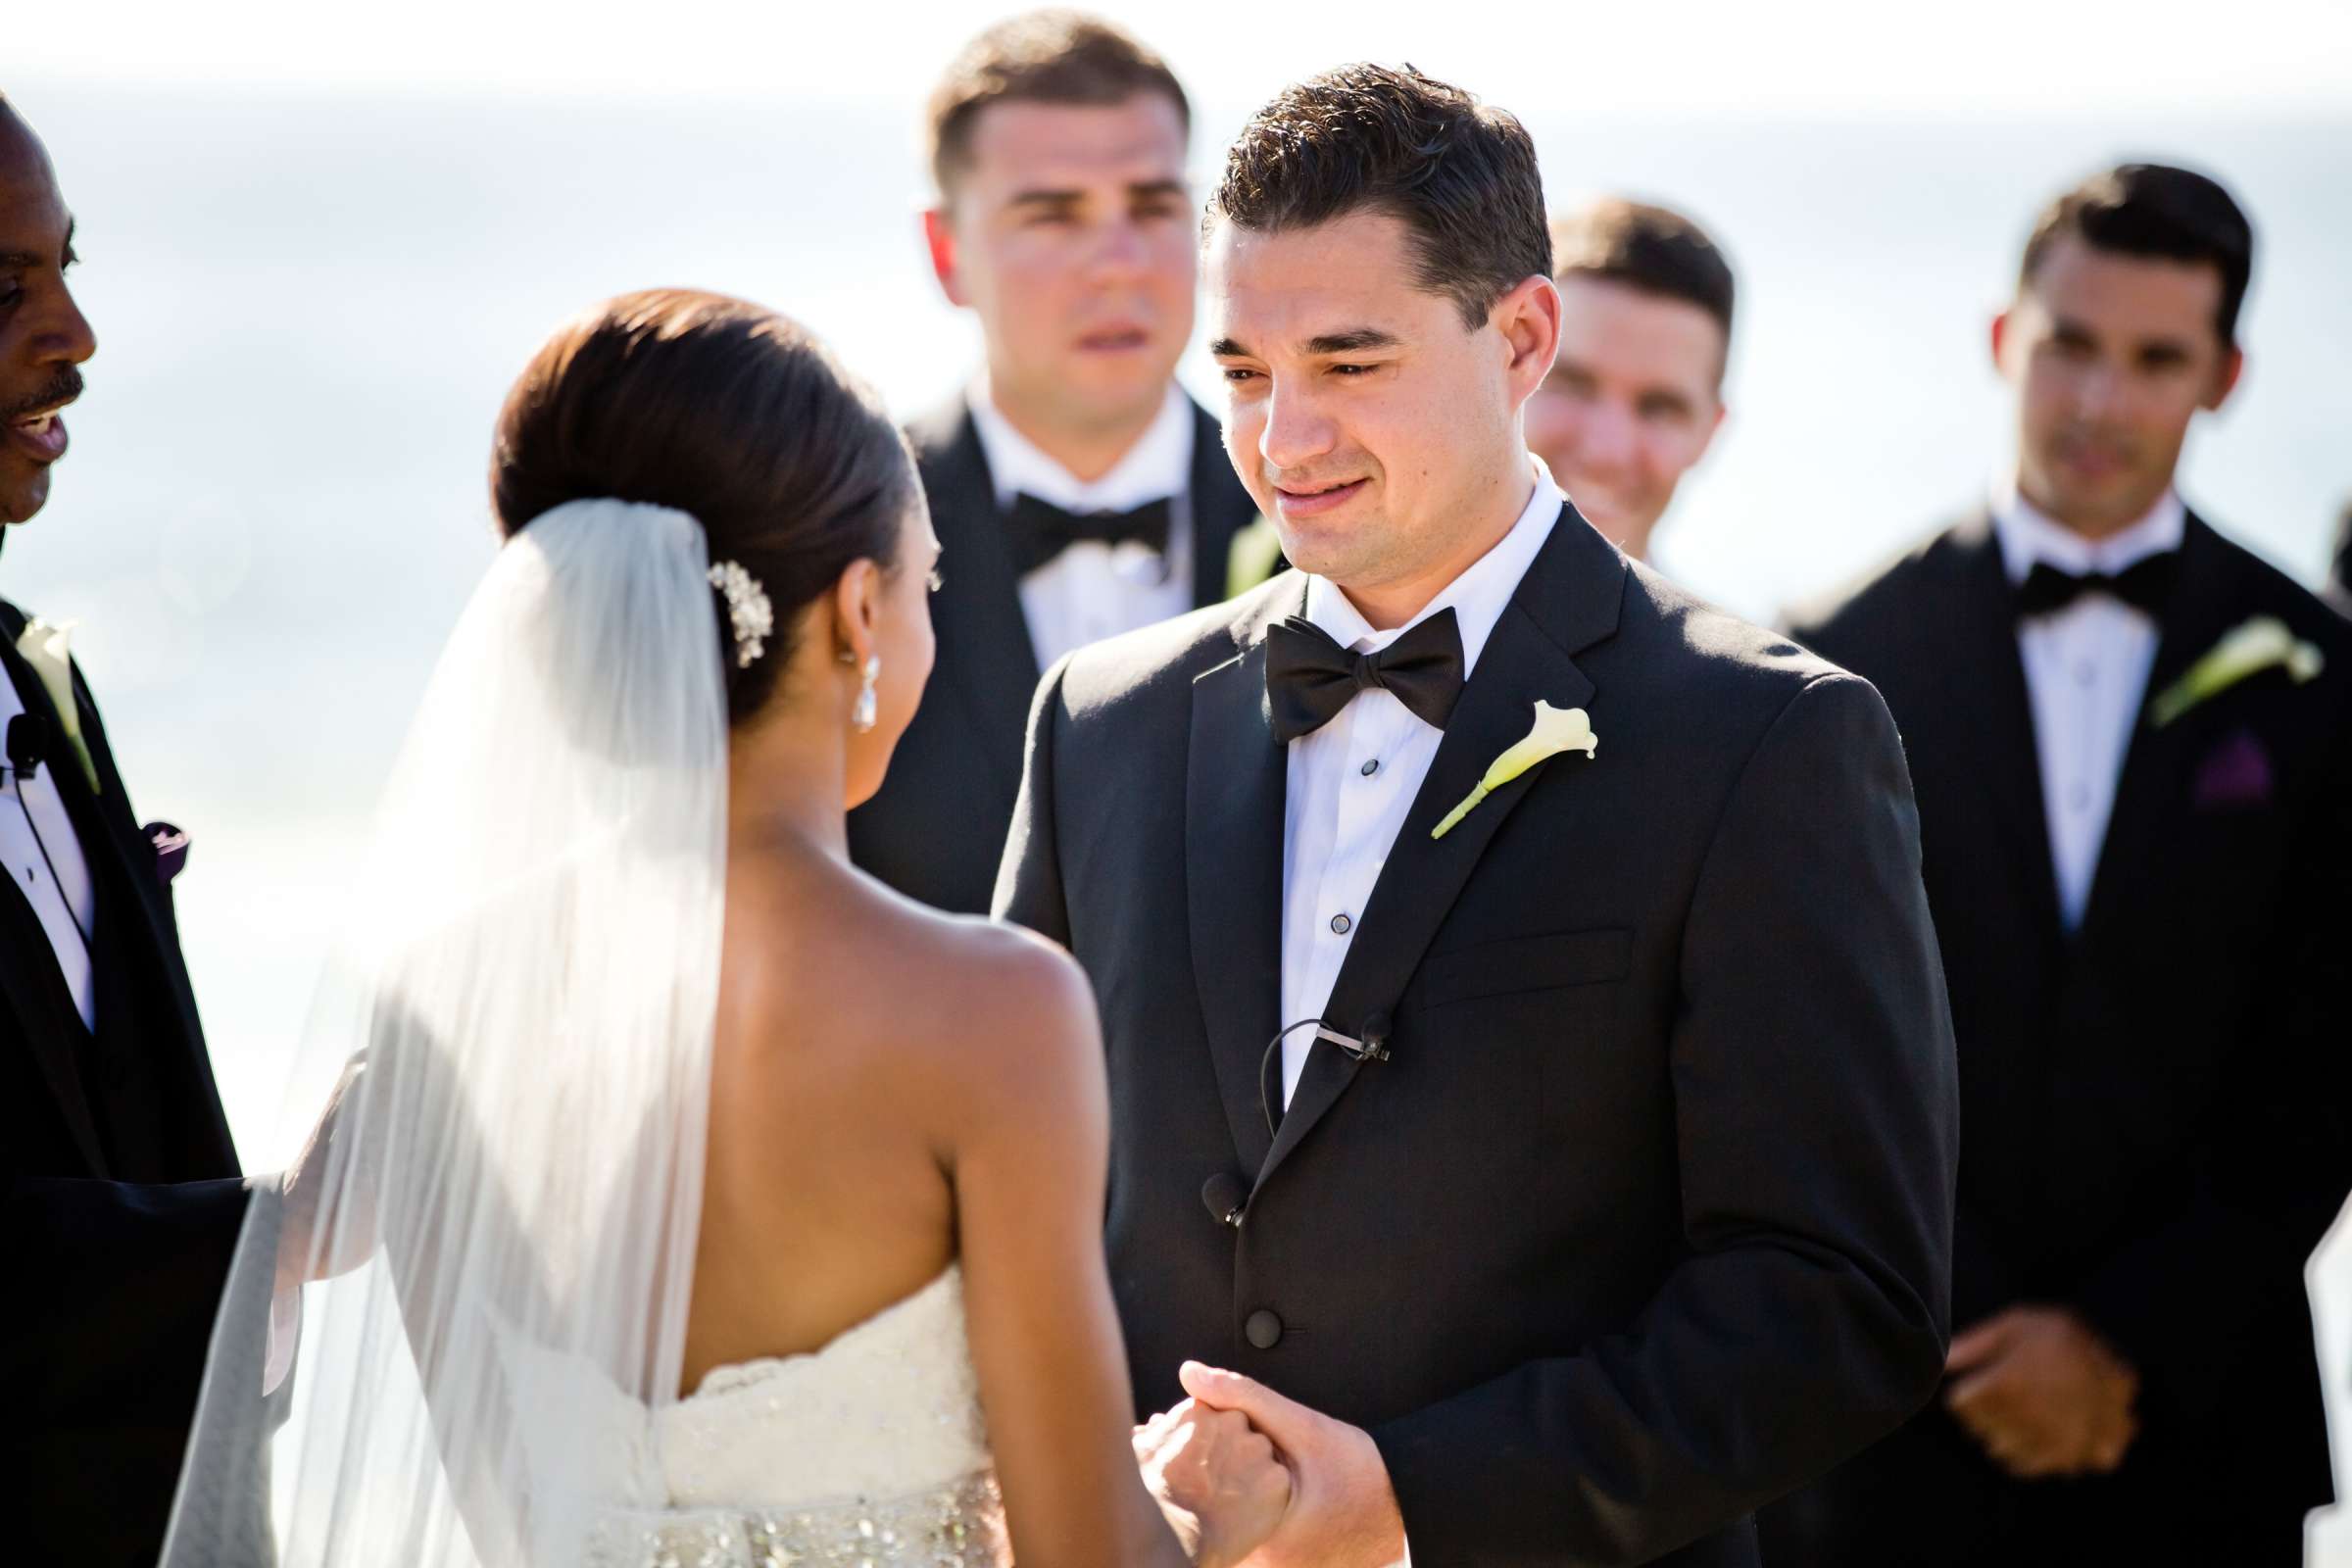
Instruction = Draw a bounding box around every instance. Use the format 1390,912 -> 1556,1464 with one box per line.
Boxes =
996,507 -> 1960,1566
1768,511 -> 2352,1565
849,393 -> 1262,914
0,597 -> 253,1566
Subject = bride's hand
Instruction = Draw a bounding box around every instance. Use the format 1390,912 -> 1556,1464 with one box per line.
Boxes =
1134,1396 -> 1293,1568
275,1050 -> 374,1295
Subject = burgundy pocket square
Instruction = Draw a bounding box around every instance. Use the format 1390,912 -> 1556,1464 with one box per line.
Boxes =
2190,729 -> 2274,810
144,820 -> 190,887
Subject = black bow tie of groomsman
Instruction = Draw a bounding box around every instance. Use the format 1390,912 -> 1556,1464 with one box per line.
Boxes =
1264,608 -> 1467,742
2013,551 -> 2180,619
1003,491 -> 1173,576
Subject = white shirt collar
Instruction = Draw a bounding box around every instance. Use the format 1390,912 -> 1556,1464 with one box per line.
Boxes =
1991,478 -> 2186,586
967,379 -> 1194,514
1302,458 -> 1565,677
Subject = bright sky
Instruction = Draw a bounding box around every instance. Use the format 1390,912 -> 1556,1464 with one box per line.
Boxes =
22,0 -> 2352,115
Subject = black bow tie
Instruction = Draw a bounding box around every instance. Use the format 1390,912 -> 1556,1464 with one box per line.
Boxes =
2015,553 -> 2180,619
1266,609 -> 1466,743
1003,492 -> 1172,576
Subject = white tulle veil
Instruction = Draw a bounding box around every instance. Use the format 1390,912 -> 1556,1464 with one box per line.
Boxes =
160,497 -> 730,1567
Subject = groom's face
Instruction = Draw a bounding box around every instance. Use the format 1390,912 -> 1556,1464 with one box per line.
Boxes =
1207,208 -> 1536,592
0,108 -> 94,526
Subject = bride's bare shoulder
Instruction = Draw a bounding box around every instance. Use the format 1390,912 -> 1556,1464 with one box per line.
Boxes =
752,855 -> 1101,1089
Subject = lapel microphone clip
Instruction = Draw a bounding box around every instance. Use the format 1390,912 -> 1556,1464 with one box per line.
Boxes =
7,711 -> 51,782
1257,1010 -> 1395,1136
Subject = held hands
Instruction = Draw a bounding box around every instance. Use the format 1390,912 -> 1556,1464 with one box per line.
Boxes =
1944,1304 -> 2139,1478
1136,1361 -> 1407,1568
1134,1393 -> 1290,1568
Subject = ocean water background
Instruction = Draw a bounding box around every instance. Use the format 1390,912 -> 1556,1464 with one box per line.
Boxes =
2,78 -> 2347,1167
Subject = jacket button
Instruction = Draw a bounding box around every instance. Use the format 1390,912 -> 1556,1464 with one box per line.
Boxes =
1245,1308 -> 1284,1349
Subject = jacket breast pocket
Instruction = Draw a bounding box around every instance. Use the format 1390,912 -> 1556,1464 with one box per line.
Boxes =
1411,926 -> 1633,1010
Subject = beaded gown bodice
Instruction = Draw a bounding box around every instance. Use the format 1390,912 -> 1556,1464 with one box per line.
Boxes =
500,1266 -> 1005,1566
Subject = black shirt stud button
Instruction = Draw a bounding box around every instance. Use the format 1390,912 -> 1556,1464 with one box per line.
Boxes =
1245,1308 -> 1284,1349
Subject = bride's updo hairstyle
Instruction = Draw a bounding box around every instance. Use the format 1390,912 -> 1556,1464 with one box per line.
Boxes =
491,288 -> 917,724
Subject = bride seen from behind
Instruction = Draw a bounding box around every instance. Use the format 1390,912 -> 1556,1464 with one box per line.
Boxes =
160,289 -> 1286,1567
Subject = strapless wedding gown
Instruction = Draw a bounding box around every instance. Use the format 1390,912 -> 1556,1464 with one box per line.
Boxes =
499,1266 -> 1007,1567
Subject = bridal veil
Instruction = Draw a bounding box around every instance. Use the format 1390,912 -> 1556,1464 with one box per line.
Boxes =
160,498 -> 728,1566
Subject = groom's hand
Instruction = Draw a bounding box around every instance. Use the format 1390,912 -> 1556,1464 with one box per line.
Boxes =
1944,1304 -> 2138,1478
1179,1360 -> 1407,1568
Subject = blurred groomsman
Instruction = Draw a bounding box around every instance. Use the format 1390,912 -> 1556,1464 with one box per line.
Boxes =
1766,164 -> 2351,1565
1522,198 -> 1733,567
849,12 -> 1267,913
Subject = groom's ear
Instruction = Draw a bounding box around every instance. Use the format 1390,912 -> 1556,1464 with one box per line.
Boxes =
924,209 -> 970,309
1494,273 -> 1563,410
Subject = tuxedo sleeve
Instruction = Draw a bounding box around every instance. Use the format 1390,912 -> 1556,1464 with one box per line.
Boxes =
1370,672 -> 1959,1565
4,1175 -> 250,1511
991,658 -> 1074,946
2070,695 -> 2352,1427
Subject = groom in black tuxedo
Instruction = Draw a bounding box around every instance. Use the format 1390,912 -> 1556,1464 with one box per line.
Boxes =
1764,165 -> 2351,1565
998,66 -> 1959,1566
848,13 -> 1268,914
0,95 -> 268,1568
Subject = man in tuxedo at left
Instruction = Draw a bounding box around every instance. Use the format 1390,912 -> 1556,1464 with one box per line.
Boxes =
848,12 -> 1268,914
1001,64 -> 1958,1565
0,94 -> 260,1566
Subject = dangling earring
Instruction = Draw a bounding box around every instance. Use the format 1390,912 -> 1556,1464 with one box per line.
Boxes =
854,655 -> 881,734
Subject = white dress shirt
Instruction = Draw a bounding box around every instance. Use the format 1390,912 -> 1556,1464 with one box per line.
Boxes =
968,381 -> 1197,671
0,672 -> 96,1029
1992,482 -> 2185,930
1278,463 -> 1565,1104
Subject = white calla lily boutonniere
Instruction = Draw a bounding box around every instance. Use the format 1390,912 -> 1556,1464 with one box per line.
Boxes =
1432,700 -> 1595,840
2149,614 -> 2326,728
15,617 -> 101,793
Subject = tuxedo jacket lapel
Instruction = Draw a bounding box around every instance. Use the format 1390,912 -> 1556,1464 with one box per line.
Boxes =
1255,508 -> 1622,1194
912,402 -> 1042,797
2076,513 -> 2238,947
0,612 -> 109,1170
1186,580 -> 1306,1176
1941,514 -> 2066,950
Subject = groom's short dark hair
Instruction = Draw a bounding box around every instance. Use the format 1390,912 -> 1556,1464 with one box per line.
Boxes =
1209,65 -> 1551,331
927,12 -> 1189,200
2020,163 -> 2254,347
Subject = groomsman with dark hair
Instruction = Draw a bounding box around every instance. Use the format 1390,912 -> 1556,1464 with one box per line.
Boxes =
849,11 -> 1269,914
0,92 -> 272,1568
1766,162 -> 2352,1565
1523,197 -> 1734,568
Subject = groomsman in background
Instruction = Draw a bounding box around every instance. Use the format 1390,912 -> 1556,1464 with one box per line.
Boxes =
850,12 -> 1267,913
1522,198 -> 1733,568
1766,163 -> 2351,1565
0,93 -> 266,1568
